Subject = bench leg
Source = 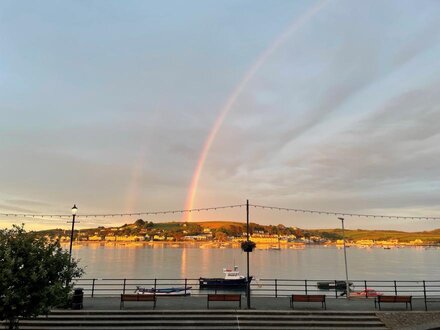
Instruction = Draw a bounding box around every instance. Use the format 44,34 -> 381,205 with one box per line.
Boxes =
120,301 -> 123,310
239,299 -> 241,309
378,301 -> 381,311
323,301 -> 327,310
153,299 -> 156,310
207,300 -> 209,309
410,301 -> 412,311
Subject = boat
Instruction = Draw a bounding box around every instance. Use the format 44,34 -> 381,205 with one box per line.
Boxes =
135,286 -> 192,296
349,288 -> 382,298
199,266 -> 252,289
317,281 -> 353,291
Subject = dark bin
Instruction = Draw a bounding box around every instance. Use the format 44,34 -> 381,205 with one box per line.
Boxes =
72,287 -> 84,309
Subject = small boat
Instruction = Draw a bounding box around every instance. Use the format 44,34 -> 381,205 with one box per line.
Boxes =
350,288 -> 382,298
317,281 -> 353,291
135,286 -> 192,296
199,266 -> 252,289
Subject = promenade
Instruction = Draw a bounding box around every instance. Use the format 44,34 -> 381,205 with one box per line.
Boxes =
78,296 -> 440,329
83,296 -> 438,311
6,297 -> 440,329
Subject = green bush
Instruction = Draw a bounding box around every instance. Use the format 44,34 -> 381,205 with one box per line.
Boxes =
0,225 -> 84,329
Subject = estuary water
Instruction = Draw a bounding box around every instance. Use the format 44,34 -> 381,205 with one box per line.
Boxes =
71,243 -> 440,281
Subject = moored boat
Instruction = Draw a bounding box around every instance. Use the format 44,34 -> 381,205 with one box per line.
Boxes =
317,281 -> 353,291
199,266 -> 252,289
135,286 -> 192,296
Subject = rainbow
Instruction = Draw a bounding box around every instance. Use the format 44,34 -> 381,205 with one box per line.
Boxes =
184,0 -> 330,221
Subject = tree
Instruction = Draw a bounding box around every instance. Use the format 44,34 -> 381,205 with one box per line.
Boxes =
0,225 -> 84,329
214,231 -> 228,242
134,219 -> 145,227
294,228 -> 303,238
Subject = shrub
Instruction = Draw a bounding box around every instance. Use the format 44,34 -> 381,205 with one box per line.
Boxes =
0,225 -> 84,329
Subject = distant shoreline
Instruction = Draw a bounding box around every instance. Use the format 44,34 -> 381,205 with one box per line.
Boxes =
61,241 -> 439,248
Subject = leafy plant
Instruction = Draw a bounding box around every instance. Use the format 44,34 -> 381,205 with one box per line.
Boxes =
241,240 -> 256,252
0,225 -> 84,329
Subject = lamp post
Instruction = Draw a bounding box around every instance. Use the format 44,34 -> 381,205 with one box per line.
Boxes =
338,217 -> 350,298
246,199 -> 251,309
69,204 -> 78,259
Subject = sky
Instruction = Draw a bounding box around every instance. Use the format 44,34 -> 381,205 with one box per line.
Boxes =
1,0 -> 440,231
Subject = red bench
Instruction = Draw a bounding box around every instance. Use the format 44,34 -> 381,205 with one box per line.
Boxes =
207,294 -> 241,309
375,295 -> 412,310
291,294 -> 326,309
120,294 -> 156,309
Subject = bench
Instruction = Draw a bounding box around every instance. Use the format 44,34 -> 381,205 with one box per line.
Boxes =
291,294 -> 326,309
120,294 -> 156,309
207,294 -> 241,309
374,295 -> 412,310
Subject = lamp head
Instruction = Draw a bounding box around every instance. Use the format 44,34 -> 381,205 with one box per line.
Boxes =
338,217 -> 344,221
71,204 -> 78,215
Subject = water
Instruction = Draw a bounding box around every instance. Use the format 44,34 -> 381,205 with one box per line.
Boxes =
71,243 -> 440,281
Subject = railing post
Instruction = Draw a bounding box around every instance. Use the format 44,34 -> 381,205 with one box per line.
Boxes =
305,280 -> 308,295
154,278 -> 157,292
423,280 -> 427,311
184,278 -> 187,295
335,280 -> 338,299
364,280 -> 368,299
275,279 -> 278,298
394,280 -> 397,295
91,278 -> 95,298
123,279 -> 126,294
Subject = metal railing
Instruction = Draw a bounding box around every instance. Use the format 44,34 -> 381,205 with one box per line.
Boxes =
73,278 -> 440,300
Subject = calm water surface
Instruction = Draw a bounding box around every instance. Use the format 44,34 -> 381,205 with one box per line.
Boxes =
71,244 -> 440,280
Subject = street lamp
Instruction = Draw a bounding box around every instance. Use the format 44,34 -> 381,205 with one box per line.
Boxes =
246,199 -> 251,309
69,204 -> 78,258
338,217 -> 350,298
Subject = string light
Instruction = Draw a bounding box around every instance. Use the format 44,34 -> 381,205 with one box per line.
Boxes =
249,204 -> 440,220
0,204 -> 245,220
1,202 -> 439,221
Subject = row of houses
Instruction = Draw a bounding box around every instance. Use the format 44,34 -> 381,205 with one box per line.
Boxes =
336,239 -> 425,246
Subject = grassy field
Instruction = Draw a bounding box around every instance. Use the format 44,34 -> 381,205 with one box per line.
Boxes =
308,228 -> 440,243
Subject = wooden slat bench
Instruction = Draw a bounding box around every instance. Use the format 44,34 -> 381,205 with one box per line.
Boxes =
374,295 -> 412,310
207,294 -> 241,309
291,294 -> 326,309
120,294 -> 156,309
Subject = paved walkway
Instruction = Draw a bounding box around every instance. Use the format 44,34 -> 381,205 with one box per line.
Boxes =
84,296 -> 439,311
81,296 -> 440,329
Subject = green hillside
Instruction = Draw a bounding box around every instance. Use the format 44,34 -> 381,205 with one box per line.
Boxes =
307,228 -> 440,243
36,220 -> 440,243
